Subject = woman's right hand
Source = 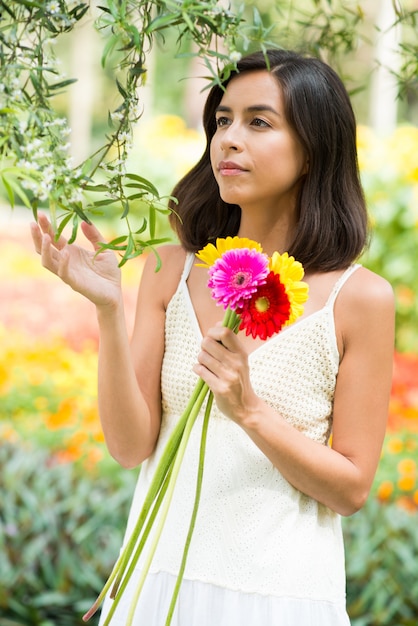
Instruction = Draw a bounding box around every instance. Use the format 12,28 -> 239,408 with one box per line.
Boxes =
30,212 -> 122,308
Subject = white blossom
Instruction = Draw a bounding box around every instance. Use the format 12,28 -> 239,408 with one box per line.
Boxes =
118,131 -> 131,143
70,188 -> 83,203
110,111 -> 124,123
229,51 -> 242,63
46,1 -> 61,15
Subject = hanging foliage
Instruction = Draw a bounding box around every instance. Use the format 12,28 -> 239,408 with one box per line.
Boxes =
0,0 -> 416,264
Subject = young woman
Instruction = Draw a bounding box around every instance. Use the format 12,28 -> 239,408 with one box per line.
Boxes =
31,49 -> 395,625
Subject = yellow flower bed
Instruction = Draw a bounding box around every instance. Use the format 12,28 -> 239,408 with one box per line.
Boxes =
0,323 -> 105,469
357,124 -> 418,187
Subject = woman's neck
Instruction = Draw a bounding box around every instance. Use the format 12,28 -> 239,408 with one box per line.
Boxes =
237,211 -> 297,256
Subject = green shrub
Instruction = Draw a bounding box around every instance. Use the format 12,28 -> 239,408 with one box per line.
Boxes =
0,443 -> 137,626
344,499 -> 418,625
2,442 -> 418,625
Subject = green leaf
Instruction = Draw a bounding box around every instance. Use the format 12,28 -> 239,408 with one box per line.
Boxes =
124,174 -> 159,197
116,79 -> 128,99
72,204 -> 92,225
181,11 -> 195,33
151,247 -> 163,272
1,174 -> 33,209
97,4 -> 112,14
134,218 -> 147,234
69,3 -> 89,21
101,35 -> 119,68
55,212 -> 73,238
126,192 -> 146,200
83,184 -> 110,192
121,198 -> 130,218
149,205 -> 156,239
1,175 -> 15,208
145,12 -> 179,34
107,235 -> 129,246
92,198 -> 117,207
117,234 -> 135,266
129,61 -> 146,78
0,1 -> 16,18
68,217 -> 79,244
48,78 -> 78,91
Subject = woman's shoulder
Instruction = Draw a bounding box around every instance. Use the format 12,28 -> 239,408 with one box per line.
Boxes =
341,265 -> 394,309
335,265 -> 395,349
141,244 -> 188,309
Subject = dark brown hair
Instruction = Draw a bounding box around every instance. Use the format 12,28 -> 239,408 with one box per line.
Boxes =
168,49 -> 368,272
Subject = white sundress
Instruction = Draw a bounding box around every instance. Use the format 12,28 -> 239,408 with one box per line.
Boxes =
99,254 -> 359,626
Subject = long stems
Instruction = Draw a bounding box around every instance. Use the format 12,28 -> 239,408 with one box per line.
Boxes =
83,379 -> 206,623
110,379 -> 206,596
125,383 -> 210,626
164,393 -> 213,625
83,308 -> 241,624
101,462 -> 175,626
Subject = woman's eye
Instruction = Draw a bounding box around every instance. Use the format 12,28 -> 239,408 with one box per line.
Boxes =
215,116 -> 230,127
251,117 -> 270,128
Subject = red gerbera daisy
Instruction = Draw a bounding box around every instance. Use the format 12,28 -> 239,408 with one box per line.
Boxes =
238,271 -> 291,340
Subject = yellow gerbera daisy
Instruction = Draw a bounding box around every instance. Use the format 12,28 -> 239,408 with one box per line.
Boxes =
269,252 -> 309,326
195,236 -> 263,268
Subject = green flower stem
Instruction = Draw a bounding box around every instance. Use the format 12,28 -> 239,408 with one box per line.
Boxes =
125,383 -> 210,626
110,463 -> 174,597
83,379 -> 206,622
223,307 -> 241,334
109,379 -> 207,595
84,461 -> 176,623
101,461 -> 176,626
164,392 -> 213,625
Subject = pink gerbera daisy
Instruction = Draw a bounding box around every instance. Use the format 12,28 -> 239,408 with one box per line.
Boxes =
208,248 -> 269,310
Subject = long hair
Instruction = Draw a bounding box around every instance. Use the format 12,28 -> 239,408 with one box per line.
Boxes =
168,49 -> 368,272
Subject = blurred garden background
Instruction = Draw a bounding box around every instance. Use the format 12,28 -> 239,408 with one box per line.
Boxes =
1,0 -> 418,624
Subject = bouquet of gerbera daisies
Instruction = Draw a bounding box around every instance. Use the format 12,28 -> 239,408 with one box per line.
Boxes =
83,237 -> 309,626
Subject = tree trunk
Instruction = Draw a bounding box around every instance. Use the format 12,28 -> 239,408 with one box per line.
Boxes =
369,0 -> 401,133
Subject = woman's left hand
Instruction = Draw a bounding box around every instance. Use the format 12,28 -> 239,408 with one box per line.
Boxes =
193,325 -> 259,425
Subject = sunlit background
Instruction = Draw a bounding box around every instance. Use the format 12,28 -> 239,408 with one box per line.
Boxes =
1,0 -> 418,624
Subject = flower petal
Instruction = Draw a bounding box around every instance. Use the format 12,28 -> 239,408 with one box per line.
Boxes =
238,271 -> 291,338
208,248 -> 269,309
196,236 -> 263,268
269,252 -> 309,327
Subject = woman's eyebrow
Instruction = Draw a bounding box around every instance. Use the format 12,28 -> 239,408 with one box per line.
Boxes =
215,104 -> 280,116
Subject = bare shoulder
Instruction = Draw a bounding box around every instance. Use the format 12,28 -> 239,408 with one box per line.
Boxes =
139,244 -> 187,309
340,266 -> 394,310
336,266 -> 395,349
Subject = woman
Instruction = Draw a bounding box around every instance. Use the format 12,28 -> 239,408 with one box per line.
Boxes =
31,49 -> 395,625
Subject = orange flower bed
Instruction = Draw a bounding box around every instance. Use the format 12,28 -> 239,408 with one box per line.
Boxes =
374,352 -> 418,512
388,352 -> 418,432
0,220 -> 142,470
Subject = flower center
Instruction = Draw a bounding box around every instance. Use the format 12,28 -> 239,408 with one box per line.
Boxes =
232,271 -> 251,288
255,296 -> 270,313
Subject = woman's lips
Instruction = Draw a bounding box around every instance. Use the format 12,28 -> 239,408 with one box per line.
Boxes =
218,160 -> 247,176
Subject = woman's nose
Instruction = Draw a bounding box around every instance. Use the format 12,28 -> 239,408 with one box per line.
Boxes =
220,123 -> 242,152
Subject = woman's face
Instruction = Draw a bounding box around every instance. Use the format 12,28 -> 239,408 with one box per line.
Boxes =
210,70 -> 308,215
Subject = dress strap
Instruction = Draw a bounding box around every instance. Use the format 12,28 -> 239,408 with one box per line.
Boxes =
180,252 -> 195,282
325,264 -> 361,309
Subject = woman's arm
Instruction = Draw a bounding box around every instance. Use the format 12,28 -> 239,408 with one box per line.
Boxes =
31,215 -> 182,468
194,268 -> 395,516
